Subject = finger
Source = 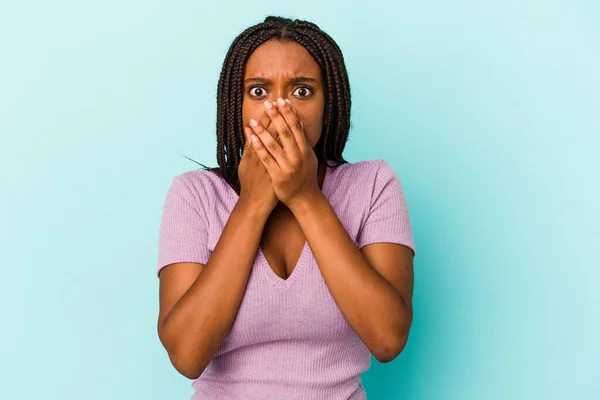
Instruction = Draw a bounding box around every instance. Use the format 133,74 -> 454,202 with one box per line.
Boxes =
259,110 -> 272,132
249,117 -> 285,171
266,101 -> 279,127
259,109 -> 282,145
278,98 -> 308,150
242,127 -> 253,156
249,130 -> 276,177
263,99 -> 301,156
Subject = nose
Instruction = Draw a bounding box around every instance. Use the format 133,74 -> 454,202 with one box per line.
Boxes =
270,83 -> 287,102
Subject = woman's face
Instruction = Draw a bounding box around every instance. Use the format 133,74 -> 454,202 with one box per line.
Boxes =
242,39 -> 325,150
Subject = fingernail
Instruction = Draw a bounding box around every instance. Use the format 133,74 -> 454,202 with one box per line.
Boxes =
285,99 -> 292,105
250,119 -> 258,127
277,98 -> 286,107
264,101 -> 272,110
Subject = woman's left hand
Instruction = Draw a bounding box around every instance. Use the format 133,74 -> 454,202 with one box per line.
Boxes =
248,97 -> 320,209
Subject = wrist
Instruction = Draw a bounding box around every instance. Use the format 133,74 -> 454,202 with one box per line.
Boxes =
235,195 -> 274,221
286,189 -> 326,216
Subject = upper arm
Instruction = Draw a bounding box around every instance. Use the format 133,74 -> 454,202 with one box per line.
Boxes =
360,243 -> 414,310
355,159 -> 416,310
155,174 -> 211,338
157,262 -> 204,333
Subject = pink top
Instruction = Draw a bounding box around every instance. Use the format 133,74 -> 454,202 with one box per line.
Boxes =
157,158 -> 416,399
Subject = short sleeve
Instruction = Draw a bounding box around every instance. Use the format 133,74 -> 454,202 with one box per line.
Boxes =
356,159 -> 416,257
156,174 -> 211,277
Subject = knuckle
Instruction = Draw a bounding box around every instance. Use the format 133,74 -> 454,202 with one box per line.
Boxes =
281,128 -> 292,138
267,140 -> 278,151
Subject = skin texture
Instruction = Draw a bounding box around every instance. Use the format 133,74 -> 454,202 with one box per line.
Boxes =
157,39 -> 415,380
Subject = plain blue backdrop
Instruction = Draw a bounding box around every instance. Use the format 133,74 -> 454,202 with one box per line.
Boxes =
1,1 -> 598,399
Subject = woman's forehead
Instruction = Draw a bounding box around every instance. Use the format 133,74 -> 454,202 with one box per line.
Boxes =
244,40 -> 321,79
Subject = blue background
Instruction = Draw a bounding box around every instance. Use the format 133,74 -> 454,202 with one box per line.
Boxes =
1,1 -> 598,399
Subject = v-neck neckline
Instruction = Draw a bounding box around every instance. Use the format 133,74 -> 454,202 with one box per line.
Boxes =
226,160 -> 335,289
259,161 -> 333,289
258,241 -> 310,288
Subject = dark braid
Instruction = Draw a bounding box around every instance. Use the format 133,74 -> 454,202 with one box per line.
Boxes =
187,16 -> 352,195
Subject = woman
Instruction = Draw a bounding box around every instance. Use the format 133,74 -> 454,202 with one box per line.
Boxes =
156,16 -> 416,400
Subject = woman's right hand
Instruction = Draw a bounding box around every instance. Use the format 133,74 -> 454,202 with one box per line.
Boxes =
238,110 -> 279,217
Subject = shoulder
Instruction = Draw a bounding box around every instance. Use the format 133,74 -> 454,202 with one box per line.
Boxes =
328,158 -> 395,188
326,158 -> 407,210
169,169 -> 232,201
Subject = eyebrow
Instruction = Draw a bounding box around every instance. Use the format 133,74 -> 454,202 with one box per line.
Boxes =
244,76 -> 319,85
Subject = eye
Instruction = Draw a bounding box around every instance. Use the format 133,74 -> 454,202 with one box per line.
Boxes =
248,86 -> 267,97
292,86 -> 313,98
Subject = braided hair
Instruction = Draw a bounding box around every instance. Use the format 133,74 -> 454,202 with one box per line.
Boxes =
188,16 -> 352,195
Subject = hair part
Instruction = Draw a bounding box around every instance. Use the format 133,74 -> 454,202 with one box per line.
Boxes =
188,16 -> 352,195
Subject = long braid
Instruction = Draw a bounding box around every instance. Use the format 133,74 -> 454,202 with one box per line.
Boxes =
189,16 -> 352,195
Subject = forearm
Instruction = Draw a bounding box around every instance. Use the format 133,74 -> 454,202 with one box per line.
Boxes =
290,192 -> 411,361
160,199 -> 269,377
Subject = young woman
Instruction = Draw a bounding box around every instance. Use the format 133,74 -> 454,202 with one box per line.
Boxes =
156,16 -> 416,400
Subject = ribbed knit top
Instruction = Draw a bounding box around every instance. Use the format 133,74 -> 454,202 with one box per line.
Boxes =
156,158 -> 416,400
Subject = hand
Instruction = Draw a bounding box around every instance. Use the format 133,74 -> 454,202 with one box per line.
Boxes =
248,97 -> 320,209
238,111 -> 279,216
